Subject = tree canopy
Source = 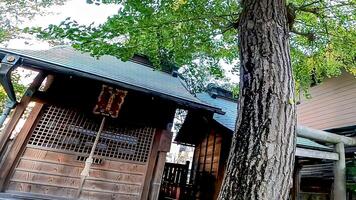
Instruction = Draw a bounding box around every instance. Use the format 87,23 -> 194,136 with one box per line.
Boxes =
0,0 -> 65,109
31,0 -> 355,95
0,0 -> 66,44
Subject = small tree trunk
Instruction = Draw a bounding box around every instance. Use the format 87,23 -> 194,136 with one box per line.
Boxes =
218,0 -> 296,199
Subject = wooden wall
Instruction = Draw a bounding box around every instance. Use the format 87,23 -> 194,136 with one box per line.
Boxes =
196,130 -> 222,174
6,147 -> 147,200
192,129 -> 223,200
1,96 -> 159,199
35,75 -> 176,129
2,109 -> 157,200
297,72 -> 356,130
0,72 -> 175,200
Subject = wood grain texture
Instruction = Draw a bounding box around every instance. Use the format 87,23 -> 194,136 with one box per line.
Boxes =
149,150 -> 169,199
297,72 -> 356,130
22,147 -> 147,175
191,130 -> 223,200
7,182 -> 77,198
141,129 -> 160,200
83,180 -> 141,194
5,144 -> 150,199
80,190 -> 139,200
2,97 -> 157,199
10,171 -> 80,188
0,73 -> 46,154
0,103 -> 44,190
16,159 -> 83,177
219,0 -> 296,199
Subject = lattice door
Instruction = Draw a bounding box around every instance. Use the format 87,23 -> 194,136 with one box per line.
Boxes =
6,105 -> 156,200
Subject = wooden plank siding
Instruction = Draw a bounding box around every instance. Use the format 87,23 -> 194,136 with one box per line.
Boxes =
0,73 -> 173,200
297,72 -> 356,130
6,147 -> 147,200
0,103 -> 44,190
192,129 -> 223,200
1,104 -> 157,199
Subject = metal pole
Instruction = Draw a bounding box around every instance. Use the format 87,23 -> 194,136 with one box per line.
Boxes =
334,142 -> 346,200
0,100 -> 15,128
77,116 -> 106,198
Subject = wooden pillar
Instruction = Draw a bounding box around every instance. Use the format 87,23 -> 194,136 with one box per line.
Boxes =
149,125 -> 173,200
190,146 -> 198,184
0,72 -> 46,154
0,103 -> 44,190
334,142 -> 346,200
0,73 -> 51,191
292,158 -> 301,200
141,130 -> 161,200
150,151 -> 168,200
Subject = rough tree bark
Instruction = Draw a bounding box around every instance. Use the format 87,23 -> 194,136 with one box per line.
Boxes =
218,0 -> 296,199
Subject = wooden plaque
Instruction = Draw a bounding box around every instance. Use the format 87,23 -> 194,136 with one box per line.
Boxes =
93,85 -> 127,118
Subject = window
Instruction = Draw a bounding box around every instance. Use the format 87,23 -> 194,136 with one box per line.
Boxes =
28,105 -> 155,163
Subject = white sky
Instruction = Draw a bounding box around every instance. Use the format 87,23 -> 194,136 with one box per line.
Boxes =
5,0 -> 121,50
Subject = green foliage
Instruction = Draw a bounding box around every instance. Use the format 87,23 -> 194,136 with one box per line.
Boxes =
231,85 -> 239,98
0,72 -> 27,111
290,0 -> 356,95
347,160 -> 356,192
29,0 -> 239,92
0,0 -> 66,43
30,0 -> 355,95
0,0 -> 63,111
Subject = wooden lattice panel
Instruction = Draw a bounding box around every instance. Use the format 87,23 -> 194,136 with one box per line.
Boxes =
28,105 -> 155,163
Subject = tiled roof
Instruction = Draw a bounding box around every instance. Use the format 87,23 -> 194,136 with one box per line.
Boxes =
0,46 -> 220,112
196,92 -> 237,131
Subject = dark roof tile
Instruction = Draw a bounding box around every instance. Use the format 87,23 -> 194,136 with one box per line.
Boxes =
0,46 -> 220,112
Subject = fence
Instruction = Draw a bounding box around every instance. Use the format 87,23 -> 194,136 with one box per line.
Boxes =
159,161 -> 195,200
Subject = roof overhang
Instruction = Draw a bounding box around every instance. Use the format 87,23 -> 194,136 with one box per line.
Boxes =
0,49 -> 223,114
175,110 -> 213,144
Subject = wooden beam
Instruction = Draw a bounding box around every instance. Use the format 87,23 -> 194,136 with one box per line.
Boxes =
297,126 -> 356,146
295,147 -> 339,160
0,103 -> 44,190
141,129 -> 161,200
149,127 -> 173,200
149,151 -> 168,200
0,72 -> 46,154
291,158 -> 301,200
211,129 -> 216,173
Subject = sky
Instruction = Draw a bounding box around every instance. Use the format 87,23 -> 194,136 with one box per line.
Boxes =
5,0 -> 121,50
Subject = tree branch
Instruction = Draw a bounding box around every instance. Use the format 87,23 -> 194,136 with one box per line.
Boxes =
295,1 -> 355,16
297,7 -> 320,15
325,2 -> 355,9
290,28 -> 315,41
119,13 -> 238,30
299,0 -> 321,9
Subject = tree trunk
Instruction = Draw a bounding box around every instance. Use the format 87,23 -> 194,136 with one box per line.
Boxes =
218,0 -> 296,199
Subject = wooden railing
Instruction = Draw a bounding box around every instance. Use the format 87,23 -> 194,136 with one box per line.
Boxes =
159,161 -> 195,200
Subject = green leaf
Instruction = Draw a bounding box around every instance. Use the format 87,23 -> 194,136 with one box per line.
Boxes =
29,0 -> 356,95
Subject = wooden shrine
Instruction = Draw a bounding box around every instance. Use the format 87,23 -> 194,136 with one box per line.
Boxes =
0,46 -> 220,200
